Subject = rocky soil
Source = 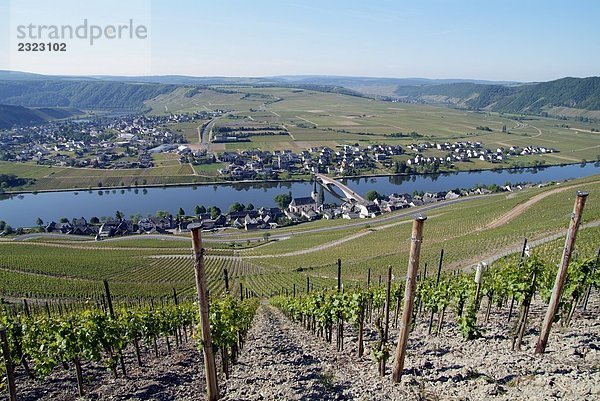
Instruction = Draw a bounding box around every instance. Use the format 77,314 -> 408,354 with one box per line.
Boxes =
10,337 -> 206,401
5,296 -> 599,400
221,298 -> 599,401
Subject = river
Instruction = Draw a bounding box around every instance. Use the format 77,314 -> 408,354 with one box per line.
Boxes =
1,163 -> 598,227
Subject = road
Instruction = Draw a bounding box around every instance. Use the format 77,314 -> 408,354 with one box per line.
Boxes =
482,180 -> 600,231
197,116 -> 222,150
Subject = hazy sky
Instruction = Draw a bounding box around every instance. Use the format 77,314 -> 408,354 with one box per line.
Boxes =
2,0 -> 599,81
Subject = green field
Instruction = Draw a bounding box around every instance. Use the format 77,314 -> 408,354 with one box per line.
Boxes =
0,161 -> 224,191
1,174 -> 598,301
151,86 -> 600,162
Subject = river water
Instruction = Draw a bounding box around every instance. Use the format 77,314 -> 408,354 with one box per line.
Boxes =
1,163 -> 598,227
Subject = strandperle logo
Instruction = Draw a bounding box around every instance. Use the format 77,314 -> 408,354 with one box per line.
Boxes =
16,19 -> 148,45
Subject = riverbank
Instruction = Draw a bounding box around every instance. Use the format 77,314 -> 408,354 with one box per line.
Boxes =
2,161 -> 596,196
1,164 -> 599,228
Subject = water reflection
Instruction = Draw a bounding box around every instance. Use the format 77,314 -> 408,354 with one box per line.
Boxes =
0,163 -> 598,227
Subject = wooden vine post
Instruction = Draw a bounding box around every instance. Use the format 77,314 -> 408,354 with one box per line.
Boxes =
512,260 -> 538,351
103,280 -> 115,317
380,265 -> 393,374
1,326 -> 17,401
337,258 -> 342,292
190,223 -> 219,401
173,288 -> 179,306
474,263 -> 486,306
223,269 -> 230,293
582,247 -> 600,311
428,248 -> 444,334
392,214 -> 426,383
336,258 -> 344,351
103,280 -> 126,377
508,238 -> 528,323
535,191 -> 588,354
383,265 -> 392,343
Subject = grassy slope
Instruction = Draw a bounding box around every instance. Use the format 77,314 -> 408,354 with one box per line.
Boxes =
247,175 -> 600,280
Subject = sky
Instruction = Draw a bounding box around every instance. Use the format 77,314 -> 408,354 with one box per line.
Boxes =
1,0 -> 599,82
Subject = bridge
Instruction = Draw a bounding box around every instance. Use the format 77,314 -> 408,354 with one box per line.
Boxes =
314,173 -> 368,205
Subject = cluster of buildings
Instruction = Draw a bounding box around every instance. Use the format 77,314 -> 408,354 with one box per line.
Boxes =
405,141 -> 557,166
0,111 -> 217,169
44,216 -> 173,238
42,208 -> 284,237
217,144 -> 404,179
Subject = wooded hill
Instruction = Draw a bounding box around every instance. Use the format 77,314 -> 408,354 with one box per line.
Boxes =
394,77 -> 600,115
1,71 -> 599,122
0,104 -> 82,129
0,79 -> 177,111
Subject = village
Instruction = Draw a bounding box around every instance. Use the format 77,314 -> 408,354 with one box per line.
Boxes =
0,109 -> 557,181
33,178 -> 537,239
217,140 -> 557,180
405,141 -> 557,166
0,111 -> 219,168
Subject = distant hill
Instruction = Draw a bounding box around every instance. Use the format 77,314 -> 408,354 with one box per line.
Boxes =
491,77 -> 600,114
0,70 -> 55,81
0,75 -> 365,110
394,77 -> 600,117
0,71 -> 598,118
270,76 -> 518,97
0,104 -> 82,129
0,80 -> 177,111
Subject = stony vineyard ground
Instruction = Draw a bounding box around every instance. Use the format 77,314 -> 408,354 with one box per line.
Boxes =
9,295 -> 599,401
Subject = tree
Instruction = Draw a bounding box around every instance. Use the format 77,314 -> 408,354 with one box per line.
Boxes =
35,217 -> 44,226
397,161 -> 408,174
246,203 -> 254,211
274,192 -> 292,209
156,210 -> 170,218
115,210 -> 124,220
365,190 -> 381,202
194,205 -> 202,215
177,207 -> 185,217
210,206 -> 221,220
60,217 -> 69,223
229,202 -> 245,213
90,217 -> 100,224
0,221 -> 5,231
